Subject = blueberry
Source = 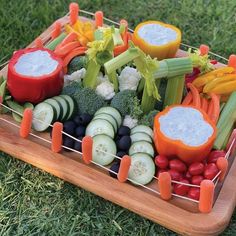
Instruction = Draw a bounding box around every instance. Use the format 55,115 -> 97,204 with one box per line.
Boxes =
74,113 -> 93,126
63,136 -> 74,151
117,136 -> 131,151
75,126 -> 86,137
109,162 -> 120,178
63,121 -> 76,135
117,126 -> 131,136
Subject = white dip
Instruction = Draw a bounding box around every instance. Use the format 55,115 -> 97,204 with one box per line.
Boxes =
138,23 -> 177,46
159,107 -> 214,147
14,50 -> 59,77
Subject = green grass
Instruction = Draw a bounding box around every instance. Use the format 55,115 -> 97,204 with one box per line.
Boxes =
0,0 -> 236,235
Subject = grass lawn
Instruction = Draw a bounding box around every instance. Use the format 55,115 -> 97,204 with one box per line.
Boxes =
0,0 -> 236,235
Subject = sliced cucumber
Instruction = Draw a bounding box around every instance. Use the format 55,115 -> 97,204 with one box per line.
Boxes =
32,103 -> 55,131
92,134 -> 116,166
131,125 -> 153,139
86,119 -> 115,138
44,98 -> 62,121
95,107 -> 122,127
60,95 -> 75,120
130,132 -> 152,144
53,96 -> 69,121
93,113 -> 118,132
128,153 -> 155,185
129,141 -> 154,157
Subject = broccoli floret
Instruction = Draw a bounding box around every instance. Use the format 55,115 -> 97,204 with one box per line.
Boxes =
139,109 -> 159,128
62,81 -> 83,98
68,56 -> 88,75
110,90 -> 143,119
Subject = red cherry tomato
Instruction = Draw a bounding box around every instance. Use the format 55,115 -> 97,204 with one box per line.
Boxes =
169,159 -> 187,172
168,169 -> 183,181
185,171 -> 192,181
188,187 -> 200,200
204,163 -> 219,180
207,150 -> 226,163
155,155 -> 169,169
157,169 -> 168,177
188,162 -> 204,176
173,179 -> 190,196
191,175 -> 204,185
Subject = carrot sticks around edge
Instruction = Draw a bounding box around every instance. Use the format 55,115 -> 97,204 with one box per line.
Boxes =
199,180 -> 214,213
208,93 -> 220,124
158,172 -> 172,200
51,21 -> 62,40
187,83 -> 201,108
82,136 -> 93,164
51,122 -> 63,153
35,37 -> 44,48
19,108 -> 33,138
201,97 -> 209,113
95,11 -> 103,28
199,44 -> 209,56
0,95 -> 3,105
216,157 -> 228,181
182,91 -> 193,105
69,3 -> 79,25
118,155 -> 131,182
228,54 -> 236,70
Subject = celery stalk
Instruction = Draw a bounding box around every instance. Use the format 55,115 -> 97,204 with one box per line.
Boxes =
107,71 -> 119,92
45,33 -> 67,50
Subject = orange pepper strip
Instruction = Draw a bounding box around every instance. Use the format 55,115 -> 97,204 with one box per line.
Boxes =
69,3 -> 79,25
199,44 -> 209,56
117,155 -> 131,183
51,21 -> 61,40
187,83 -> 201,108
54,42 -> 82,57
158,172 -> 172,200
95,11 -> 103,28
216,157 -> 228,181
34,37 -> 44,48
51,122 -> 63,153
208,93 -> 220,124
182,91 -> 193,105
201,97 -> 209,113
20,108 -> 33,138
199,180 -> 214,213
82,136 -> 93,164
228,54 -> 236,70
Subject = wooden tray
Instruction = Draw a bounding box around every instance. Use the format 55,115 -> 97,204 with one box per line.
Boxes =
1,14 -> 236,236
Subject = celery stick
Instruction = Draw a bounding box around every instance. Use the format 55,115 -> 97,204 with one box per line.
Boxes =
220,102 -> 225,113
45,32 -> 67,50
164,75 -> 185,107
107,71 -> 118,92
0,80 -> 7,100
0,76 -> 3,85
137,78 -> 145,93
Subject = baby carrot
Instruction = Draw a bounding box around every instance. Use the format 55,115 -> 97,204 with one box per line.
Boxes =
187,83 -> 201,108
158,172 -> 172,200
201,97 -> 209,113
207,99 -> 214,117
228,54 -> 236,70
51,122 -> 63,153
216,157 -> 228,181
54,42 -> 81,57
82,136 -> 93,164
58,32 -> 78,48
95,11 -> 103,28
182,91 -> 193,105
69,3 -> 79,25
208,93 -> 220,124
51,21 -> 62,40
20,108 -> 33,138
199,180 -> 214,213
35,37 -> 44,48
118,155 -> 131,183
199,44 -> 209,56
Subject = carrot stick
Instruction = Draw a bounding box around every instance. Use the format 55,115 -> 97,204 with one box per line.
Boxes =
199,44 -> 209,56
158,172 -> 172,200
228,54 -> 236,70
51,21 -> 61,40
69,3 -> 79,25
82,136 -> 93,164
95,11 -> 103,28
182,91 -> 193,105
216,157 -> 228,181
51,122 -> 63,153
35,37 -> 44,48
187,83 -> 201,108
208,93 -> 220,124
114,32 -> 129,57
120,19 -> 128,34
201,97 -> 209,113
118,155 -> 131,182
58,32 -> 78,48
199,180 -> 214,213
54,42 -> 82,57
20,108 -> 33,138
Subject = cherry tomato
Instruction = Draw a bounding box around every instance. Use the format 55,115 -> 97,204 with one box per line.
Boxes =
168,169 -> 183,181
191,175 -> 204,185
185,171 -> 192,181
204,163 -> 219,180
173,179 -> 190,196
169,159 -> 187,172
207,150 -> 226,163
155,155 -> 169,169
157,169 -> 168,177
188,162 -> 204,176
188,187 -> 200,200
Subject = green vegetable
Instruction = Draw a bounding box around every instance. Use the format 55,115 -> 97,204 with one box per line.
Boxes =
164,75 -> 185,107
214,92 -> 236,150
0,80 -> 7,100
0,76 -> 3,85
62,81 -> 84,97
45,32 -> 67,51
110,90 -> 143,119
139,109 -> 159,127
67,56 -> 88,74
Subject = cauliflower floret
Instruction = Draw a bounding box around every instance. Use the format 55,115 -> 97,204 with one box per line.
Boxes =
97,72 -> 109,84
123,115 -> 138,129
118,66 -> 141,91
64,68 -> 86,85
96,81 -> 115,100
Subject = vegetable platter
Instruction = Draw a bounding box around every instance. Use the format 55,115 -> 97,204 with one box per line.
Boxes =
1,2 -> 236,235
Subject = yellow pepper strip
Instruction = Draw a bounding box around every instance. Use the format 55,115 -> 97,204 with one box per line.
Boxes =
84,30 -> 94,42
72,20 -> 84,34
192,75 -> 216,87
203,74 -> 236,93
211,80 -> 236,94
83,21 -> 94,32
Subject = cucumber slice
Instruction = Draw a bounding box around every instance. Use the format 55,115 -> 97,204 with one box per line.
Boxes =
60,95 -> 75,120
128,153 -> 155,185
53,96 -> 69,121
92,134 -> 116,166
44,98 -> 62,121
93,113 -> 118,132
131,125 -> 153,139
129,141 -> 154,157
86,119 -> 115,138
32,103 -> 55,131
95,107 -> 122,127
130,132 -> 152,143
